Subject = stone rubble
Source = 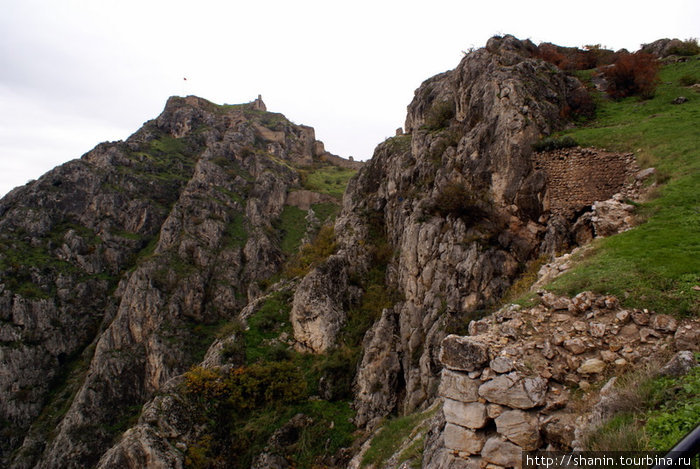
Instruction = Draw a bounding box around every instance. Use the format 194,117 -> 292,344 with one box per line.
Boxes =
434,291 -> 699,468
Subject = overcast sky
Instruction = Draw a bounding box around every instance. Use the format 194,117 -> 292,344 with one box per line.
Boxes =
1,0 -> 698,196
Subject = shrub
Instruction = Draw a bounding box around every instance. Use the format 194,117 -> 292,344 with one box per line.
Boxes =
423,100 -> 455,130
667,38 -> 700,57
601,52 -> 659,99
284,224 -> 337,278
183,362 -> 306,412
532,135 -> 578,152
537,43 -> 617,71
433,182 -> 490,223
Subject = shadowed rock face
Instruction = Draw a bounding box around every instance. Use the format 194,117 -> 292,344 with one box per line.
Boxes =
0,96 -> 351,468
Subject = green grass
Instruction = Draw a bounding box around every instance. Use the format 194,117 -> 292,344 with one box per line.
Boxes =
221,213 -> 248,249
300,164 -> 357,199
584,355 -> 700,452
244,291 -> 293,364
547,58 -> 700,317
361,406 -> 438,468
277,205 -> 308,255
311,202 -> 340,224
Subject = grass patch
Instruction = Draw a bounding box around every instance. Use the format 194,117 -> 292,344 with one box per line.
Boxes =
583,355 -> 700,452
361,406 -> 438,468
284,224 -> 337,278
244,290 -> 293,364
547,59 -> 700,317
300,164 -> 356,199
221,213 -> 248,249
277,205 -> 308,255
311,202 -> 340,224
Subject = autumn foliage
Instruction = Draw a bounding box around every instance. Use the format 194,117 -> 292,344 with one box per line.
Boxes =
537,43 -> 617,71
601,52 -> 659,99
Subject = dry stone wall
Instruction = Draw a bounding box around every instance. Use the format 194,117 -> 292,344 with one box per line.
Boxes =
533,148 -> 638,216
431,291 -> 699,469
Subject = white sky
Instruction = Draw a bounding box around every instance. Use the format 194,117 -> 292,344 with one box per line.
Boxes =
1,0 -> 698,197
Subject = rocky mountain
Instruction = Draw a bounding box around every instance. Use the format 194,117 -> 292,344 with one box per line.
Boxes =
1,35 -> 697,468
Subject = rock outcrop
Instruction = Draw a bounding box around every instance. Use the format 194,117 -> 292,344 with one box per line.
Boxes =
0,96 -> 355,468
289,34 -> 608,430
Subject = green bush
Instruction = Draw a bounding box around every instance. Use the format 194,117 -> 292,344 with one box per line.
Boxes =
423,100 -> 455,130
668,38 -> 700,57
183,361 -> 306,412
432,182 -> 490,223
284,224 -> 337,278
532,135 -> 578,152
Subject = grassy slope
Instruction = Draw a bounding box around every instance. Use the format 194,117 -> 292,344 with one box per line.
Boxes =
548,58 -> 700,317
548,58 -> 700,452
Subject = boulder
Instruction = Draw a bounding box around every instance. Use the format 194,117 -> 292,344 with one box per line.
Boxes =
478,372 -> 547,409
443,399 -> 488,429
495,409 -> 541,450
440,335 -> 490,372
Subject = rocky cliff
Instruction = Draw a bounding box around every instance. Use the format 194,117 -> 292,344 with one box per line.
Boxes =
0,95 -> 356,468
1,34 -> 693,469
292,34 -> 597,431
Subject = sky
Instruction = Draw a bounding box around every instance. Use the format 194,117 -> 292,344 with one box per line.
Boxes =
1,0 -> 698,197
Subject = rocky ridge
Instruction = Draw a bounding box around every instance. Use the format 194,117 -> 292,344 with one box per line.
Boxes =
1,95 -> 356,468
1,33 -> 694,469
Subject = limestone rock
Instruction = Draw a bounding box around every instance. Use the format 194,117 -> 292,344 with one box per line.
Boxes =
438,369 -> 480,402
481,437 -> 523,468
495,409 -> 541,450
674,324 -> 700,351
577,358 -> 606,375
352,309 -> 401,428
440,335 -> 490,372
490,357 -> 515,374
443,399 -> 488,429
478,372 -> 548,409
650,314 -> 678,333
443,423 -> 486,454
291,255 -> 348,353
658,351 -> 696,377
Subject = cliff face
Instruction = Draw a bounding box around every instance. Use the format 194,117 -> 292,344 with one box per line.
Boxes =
0,95 -> 353,468
291,35 -> 594,429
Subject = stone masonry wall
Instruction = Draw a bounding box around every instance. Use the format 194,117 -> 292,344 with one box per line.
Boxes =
432,291 -> 699,469
533,148 -> 638,216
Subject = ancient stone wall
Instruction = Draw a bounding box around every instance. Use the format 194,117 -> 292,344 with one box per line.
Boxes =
533,148 -> 637,216
431,292 -> 699,468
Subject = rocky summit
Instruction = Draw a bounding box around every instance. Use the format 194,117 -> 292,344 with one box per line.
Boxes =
1,35 -> 698,469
